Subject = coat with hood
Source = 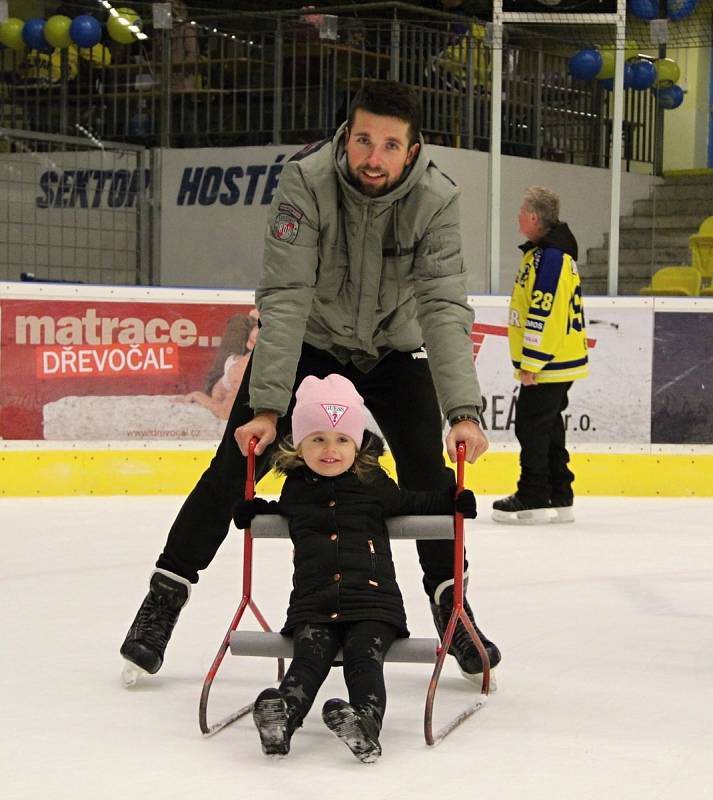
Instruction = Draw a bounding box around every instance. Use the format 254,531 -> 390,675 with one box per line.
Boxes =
508,222 -> 589,383
249,123 -> 482,424
271,435 -> 458,637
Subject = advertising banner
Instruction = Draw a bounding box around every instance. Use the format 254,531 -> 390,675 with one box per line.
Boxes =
651,307 -> 713,444
469,299 -> 654,444
0,290 -> 256,440
1,288 -> 660,445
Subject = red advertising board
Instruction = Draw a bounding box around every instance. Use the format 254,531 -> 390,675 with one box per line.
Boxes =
1,296 -> 256,440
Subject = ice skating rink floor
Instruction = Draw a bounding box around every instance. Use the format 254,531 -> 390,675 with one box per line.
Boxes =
2,495 -> 712,800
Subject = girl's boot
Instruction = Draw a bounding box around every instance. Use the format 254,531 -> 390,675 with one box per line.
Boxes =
321,698 -> 382,763
253,688 -> 301,757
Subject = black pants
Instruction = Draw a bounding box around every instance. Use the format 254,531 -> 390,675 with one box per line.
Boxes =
515,381 -> 574,505
157,343 -> 464,598
279,620 -> 399,725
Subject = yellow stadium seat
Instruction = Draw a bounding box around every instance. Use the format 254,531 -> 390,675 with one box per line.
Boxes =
639,266 -> 701,297
689,215 -> 713,285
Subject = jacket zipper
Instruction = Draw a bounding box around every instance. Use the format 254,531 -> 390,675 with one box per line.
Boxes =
368,539 -> 378,587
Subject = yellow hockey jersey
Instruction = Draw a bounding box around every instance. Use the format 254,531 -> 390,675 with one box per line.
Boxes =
508,223 -> 589,383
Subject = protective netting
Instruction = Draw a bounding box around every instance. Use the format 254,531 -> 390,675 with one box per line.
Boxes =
178,1 -> 713,50
503,2 -> 713,50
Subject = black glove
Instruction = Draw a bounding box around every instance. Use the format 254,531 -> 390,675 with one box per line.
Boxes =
454,489 -> 477,519
233,497 -> 272,529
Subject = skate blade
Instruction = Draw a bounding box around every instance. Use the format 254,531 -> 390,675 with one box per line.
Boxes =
492,507 -> 550,525
121,660 -> 149,688
323,707 -> 381,763
458,667 -> 498,693
551,506 -> 575,523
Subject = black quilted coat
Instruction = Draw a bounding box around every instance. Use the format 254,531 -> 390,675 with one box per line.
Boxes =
276,440 -> 456,638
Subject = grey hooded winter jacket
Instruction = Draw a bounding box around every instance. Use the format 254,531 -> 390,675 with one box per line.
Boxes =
249,123 -> 482,421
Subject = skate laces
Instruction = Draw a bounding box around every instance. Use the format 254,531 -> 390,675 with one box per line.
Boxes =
451,614 -> 482,657
133,593 -> 180,651
437,595 -> 484,658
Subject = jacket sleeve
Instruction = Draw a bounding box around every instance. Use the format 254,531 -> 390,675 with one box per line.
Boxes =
520,248 -> 569,374
249,162 -> 320,416
375,471 -> 454,517
410,189 -> 482,418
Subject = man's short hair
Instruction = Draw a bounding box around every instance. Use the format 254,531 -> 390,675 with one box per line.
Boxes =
523,186 -> 560,231
347,81 -> 422,146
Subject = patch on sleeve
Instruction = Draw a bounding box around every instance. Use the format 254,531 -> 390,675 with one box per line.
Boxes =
271,203 -> 303,243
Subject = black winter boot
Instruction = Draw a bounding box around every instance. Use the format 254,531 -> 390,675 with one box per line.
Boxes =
120,570 -> 190,675
253,688 -> 302,758
430,578 -> 501,682
322,699 -> 382,763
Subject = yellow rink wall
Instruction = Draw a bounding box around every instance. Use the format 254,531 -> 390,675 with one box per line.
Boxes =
2,447 -> 711,497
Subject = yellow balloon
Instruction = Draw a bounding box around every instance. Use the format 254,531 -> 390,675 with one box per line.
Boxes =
0,17 -> 26,51
596,49 -> 615,80
625,40 -> 640,61
654,57 -> 681,87
107,7 -> 142,45
45,15 -> 73,49
596,42 -> 640,78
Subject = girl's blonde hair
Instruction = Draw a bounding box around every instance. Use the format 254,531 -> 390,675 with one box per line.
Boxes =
272,433 -> 381,482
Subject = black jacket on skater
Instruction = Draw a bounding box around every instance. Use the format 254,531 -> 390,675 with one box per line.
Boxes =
271,435 -> 459,637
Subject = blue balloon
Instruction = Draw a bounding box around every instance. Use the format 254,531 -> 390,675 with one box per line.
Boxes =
598,64 -> 634,91
22,18 -> 50,52
667,0 -> 697,21
630,59 -> 656,90
652,84 -> 685,109
69,15 -> 102,49
569,49 -> 603,81
628,0 -> 658,20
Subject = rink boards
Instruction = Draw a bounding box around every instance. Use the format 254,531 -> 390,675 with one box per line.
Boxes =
1,441 -> 712,498
1,283 -> 712,497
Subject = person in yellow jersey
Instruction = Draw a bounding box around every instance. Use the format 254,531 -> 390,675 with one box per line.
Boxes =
493,186 -> 589,525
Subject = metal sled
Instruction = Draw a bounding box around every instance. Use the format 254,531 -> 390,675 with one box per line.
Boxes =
198,439 -> 490,745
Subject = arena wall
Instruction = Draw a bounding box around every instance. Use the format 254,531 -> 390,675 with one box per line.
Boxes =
1,283 -> 710,498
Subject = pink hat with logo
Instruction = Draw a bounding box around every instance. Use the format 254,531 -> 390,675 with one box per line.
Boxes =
291,374 -> 366,448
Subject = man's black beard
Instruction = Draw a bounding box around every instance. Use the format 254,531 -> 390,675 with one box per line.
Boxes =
346,164 -> 393,198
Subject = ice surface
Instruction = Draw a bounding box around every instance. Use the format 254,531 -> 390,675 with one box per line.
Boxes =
1,496 -> 712,800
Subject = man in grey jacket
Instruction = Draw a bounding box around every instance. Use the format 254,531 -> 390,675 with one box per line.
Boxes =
121,81 -> 500,684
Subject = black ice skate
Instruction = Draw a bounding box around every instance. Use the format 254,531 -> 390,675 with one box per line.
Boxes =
492,493 -> 551,524
322,699 -> 382,763
430,579 -> 501,687
120,570 -> 190,686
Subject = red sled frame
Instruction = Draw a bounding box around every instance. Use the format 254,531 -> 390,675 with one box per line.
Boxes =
198,439 -> 490,746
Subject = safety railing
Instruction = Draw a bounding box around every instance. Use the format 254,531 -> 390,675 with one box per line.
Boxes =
0,3 -> 655,170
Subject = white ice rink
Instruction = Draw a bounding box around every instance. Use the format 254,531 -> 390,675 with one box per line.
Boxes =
2,495 -> 712,800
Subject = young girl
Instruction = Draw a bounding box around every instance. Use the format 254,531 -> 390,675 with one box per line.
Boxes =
233,373 -> 476,763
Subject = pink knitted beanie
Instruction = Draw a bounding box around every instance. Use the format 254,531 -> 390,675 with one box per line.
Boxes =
291,374 -> 366,448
